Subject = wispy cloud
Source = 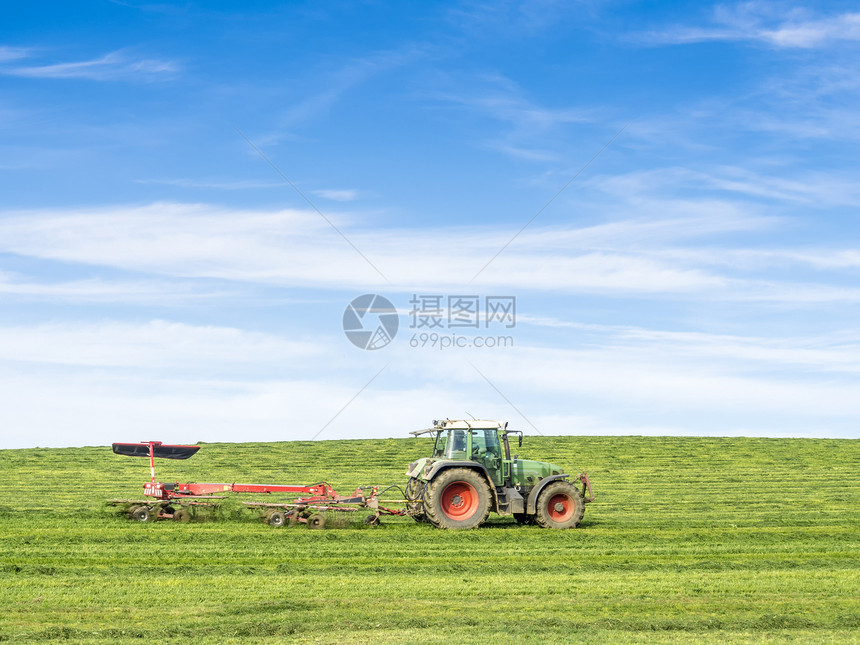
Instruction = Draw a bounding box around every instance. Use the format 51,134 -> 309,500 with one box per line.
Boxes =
0,271 -> 237,304
0,202 -> 728,294
0,46 -> 33,62
426,74 -> 594,162
312,189 -> 360,202
433,74 -> 592,127
277,47 -> 426,129
0,320 -> 323,369
461,344 -> 860,427
519,317 -> 860,372
1,50 -> 179,81
643,5 -> 860,49
135,178 -> 285,190
447,0 -> 592,39
1,201 -> 858,303
486,143 -> 560,162
592,166 -> 860,207
3,311 -> 859,448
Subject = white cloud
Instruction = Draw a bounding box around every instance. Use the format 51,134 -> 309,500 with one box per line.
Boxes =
453,340 -> 860,424
135,178 -> 285,190
277,46 -> 425,128
0,202 -> 729,294
446,1 -> 588,40
643,6 -> 860,49
600,325 -> 860,372
0,364 -> 506,448
4,317 -> 858,449
486,143 -> 560,162
0,320 -> 323,369
1,50 -> 178,81
456,92 -> 590,131
593,166 -> 860,207
312,189 -> 360,202
0,272 -> 234,303
760,11 -> 860,48
0,46 -> 32,62
426,74 -> 595,161
0,201 -> 857,302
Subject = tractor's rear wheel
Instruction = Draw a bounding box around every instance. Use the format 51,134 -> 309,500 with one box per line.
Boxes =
423,468 -> 491,530
534,481 -> 584,529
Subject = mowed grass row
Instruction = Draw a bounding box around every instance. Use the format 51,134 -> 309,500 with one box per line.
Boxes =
1,436 -> 858,644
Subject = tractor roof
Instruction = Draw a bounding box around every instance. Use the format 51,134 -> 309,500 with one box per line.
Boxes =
410,419 -> 507,435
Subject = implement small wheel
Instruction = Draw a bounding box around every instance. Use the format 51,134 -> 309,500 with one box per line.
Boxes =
267,511 -> 287,528
364,514 -> 380,527
127,505 -> 141,519
173,508 -> 192,523
535,481 -> 585,529
131,506 -> 153,523
308,514 -> 326,530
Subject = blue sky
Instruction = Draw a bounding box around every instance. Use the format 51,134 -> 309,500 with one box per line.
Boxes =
1,1 -> 859,448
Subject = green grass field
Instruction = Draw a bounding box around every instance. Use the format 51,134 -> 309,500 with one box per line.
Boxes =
1,436 -> 858,644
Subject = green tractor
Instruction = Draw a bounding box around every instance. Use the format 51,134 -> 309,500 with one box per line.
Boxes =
405,419 -> 593,529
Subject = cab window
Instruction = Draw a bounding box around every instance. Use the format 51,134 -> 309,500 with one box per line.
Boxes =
434,429 -> 468,459
470,429 -> 500,457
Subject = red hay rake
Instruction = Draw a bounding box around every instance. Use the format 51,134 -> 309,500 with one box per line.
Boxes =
108,441 -> 407,528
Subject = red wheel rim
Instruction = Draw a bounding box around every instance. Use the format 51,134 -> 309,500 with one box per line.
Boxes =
547,493 -> 574,522
440,481 -> 479,519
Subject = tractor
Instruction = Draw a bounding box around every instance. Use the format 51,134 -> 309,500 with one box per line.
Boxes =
404,419 -> 593,529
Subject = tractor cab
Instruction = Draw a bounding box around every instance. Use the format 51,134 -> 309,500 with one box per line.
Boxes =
428,420 -> 509,485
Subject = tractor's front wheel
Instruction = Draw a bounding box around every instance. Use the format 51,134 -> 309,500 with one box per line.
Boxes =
405,477 -> 430,523
423,468 -> 491,530
535,481 -> 584,529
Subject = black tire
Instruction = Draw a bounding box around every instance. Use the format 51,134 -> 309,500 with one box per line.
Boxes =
268,511 -> 287,528
127,505 -> 141,519
364,514 -> 380,526
131,506 -> 153,523
423,468 -> 491,530
405,477 -> 429,523
308,514 -> 326,530
534,481 -> 584,529
174,508 -> 192,523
